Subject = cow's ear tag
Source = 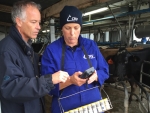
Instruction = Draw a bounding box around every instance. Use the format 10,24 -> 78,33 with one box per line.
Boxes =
108,58 -> 113,64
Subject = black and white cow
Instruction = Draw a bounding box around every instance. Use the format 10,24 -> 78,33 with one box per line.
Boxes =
106,47 -> 150,103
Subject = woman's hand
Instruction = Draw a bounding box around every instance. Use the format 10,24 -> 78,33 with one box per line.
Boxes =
70,71 -> 87,86
87,70 -> 98,84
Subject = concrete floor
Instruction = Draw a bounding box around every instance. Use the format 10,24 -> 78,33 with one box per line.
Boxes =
103,82 -> 149,113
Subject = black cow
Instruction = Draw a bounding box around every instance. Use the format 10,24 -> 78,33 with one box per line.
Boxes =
106,47 -> 150,103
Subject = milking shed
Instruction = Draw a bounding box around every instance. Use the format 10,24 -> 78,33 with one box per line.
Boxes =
0,0 -> 150,113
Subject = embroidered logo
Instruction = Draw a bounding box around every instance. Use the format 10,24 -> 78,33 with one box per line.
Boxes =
67,15 -> 78,22
83,54 -> 95,59
3,75 -> 10,81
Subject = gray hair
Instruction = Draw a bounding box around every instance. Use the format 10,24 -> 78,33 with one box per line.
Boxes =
11,0 -> 41,24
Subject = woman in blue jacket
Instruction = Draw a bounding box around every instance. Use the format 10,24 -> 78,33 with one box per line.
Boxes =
41,6 -> 109,113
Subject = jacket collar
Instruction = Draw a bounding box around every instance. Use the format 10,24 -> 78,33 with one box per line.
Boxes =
9,25 -> 33,56
60,35 -> 83,47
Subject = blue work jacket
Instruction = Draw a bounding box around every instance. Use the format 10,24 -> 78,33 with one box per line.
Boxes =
41,35 -> 109,113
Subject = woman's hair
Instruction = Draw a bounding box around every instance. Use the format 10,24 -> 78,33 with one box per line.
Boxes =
11,0 -> 41,24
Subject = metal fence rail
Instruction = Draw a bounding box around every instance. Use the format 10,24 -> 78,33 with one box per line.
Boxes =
139,60 -> 150,113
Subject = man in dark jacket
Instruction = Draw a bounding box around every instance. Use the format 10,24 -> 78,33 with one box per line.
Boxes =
0,1 -> 69,113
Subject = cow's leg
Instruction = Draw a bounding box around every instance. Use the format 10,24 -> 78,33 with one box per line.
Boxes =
128,77 -> 137,104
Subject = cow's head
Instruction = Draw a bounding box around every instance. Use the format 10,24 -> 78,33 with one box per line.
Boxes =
106,48 -> 140,81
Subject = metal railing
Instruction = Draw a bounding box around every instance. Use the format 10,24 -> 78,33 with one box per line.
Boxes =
139,60 -> 150,113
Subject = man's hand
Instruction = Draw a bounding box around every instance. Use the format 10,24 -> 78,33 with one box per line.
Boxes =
52,71 -> 70,84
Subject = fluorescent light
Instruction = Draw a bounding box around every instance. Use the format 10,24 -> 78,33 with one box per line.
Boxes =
42,30 -> 46,33
42,29 -> 50,33
83,7 -> 108,16
82,22 -> 93,26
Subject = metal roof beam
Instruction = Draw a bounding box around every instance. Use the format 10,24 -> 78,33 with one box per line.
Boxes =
42,0 -> 110,19
0,21 -> 12,26
0,4 -> 12,13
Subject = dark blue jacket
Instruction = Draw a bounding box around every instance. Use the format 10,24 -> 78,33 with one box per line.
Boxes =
41,36 -> 109,113
0,26 -> 54,113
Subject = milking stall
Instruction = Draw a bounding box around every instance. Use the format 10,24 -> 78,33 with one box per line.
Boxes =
0,0 -> 150,113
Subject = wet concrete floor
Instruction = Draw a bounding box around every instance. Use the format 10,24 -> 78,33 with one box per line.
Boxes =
103,81 -> 148,113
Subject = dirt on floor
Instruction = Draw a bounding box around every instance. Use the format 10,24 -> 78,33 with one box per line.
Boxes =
103,82 -> 148,113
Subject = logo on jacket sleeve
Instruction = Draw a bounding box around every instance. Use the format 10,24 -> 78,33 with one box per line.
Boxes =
3,75 -> 10,81
67,15 -> 78,22
83,54 -> 95,59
